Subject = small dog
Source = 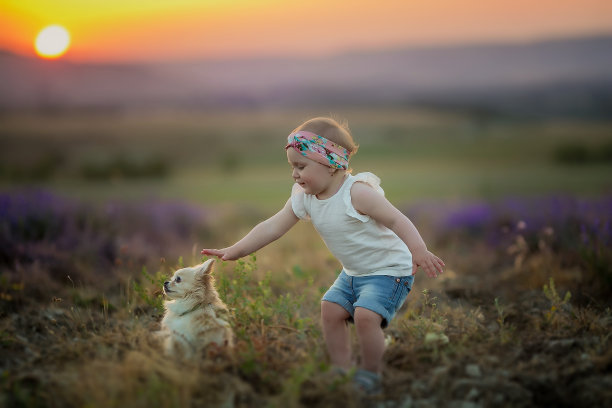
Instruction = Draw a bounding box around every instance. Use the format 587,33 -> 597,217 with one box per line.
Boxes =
159,259 -> 234,357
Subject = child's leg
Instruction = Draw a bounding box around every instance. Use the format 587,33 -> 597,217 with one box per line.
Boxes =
321,300 -> 352,370
354,307 -> 384,373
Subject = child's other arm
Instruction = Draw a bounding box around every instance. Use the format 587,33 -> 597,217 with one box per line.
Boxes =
201,198 -> 299,261
351,183 -> 444,278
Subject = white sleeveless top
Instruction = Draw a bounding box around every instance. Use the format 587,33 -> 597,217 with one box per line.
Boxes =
291,172 -> 413,277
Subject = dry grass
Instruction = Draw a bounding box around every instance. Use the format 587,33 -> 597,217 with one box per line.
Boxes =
1,188 -> 611,407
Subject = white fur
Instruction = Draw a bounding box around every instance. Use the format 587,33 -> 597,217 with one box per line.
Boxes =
158,259 -> 233,357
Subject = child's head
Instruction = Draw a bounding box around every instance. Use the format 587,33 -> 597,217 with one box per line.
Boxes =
292,117 -> 358,157
285,117 -> 358,196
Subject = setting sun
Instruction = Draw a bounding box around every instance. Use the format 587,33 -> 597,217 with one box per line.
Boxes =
35,25 -> 70,59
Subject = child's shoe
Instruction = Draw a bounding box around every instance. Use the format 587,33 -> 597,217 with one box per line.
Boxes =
352,369 -> 382,396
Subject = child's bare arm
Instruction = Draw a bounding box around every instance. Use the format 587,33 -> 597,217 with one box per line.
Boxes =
201,198 -> 299,261
351,182 -> 445,278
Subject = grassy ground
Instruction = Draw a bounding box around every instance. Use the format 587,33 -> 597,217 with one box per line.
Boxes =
1,109 -> 611,407
0,190 -> 610,407
1,108 -> 611,208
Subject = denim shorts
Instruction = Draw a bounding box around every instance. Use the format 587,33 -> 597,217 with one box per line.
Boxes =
322,270 -> 414,328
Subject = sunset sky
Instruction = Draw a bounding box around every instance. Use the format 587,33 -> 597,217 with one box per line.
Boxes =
1,0 -> 612,62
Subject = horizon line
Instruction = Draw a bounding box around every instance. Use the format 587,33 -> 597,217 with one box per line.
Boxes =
2,30 -> 612,66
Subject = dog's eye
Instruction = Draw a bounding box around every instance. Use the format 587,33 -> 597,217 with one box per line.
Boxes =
175,276 -> 181,283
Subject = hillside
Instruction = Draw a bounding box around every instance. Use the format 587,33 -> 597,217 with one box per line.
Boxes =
1,35 -> 612,116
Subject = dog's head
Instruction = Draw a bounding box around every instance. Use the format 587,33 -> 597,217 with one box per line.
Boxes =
163,259 -> 216,301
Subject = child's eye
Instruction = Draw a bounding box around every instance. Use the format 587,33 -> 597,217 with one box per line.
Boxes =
176,276 -> 181,283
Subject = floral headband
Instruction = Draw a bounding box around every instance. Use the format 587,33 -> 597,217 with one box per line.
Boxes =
285,131 -> 349,170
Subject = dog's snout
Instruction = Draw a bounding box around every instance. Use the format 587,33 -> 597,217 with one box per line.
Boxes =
163,281 -> 172,294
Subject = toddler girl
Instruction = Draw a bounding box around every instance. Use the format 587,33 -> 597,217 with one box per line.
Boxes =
202,117 -> 444,394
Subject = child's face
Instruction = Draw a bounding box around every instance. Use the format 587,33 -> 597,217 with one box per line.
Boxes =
287,148 -> 334,196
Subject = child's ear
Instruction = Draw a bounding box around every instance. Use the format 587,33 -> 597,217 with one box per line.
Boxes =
195,258 -> 215,277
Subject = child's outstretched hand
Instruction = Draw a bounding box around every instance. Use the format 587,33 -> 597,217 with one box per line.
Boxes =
201,248 -> 239,261
412,249 -> 445,278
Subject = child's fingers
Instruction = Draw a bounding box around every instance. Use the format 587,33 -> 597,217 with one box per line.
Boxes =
428,255 -> 444,276
426,260 -> 440,278
413,255 -> 444,278
201,249 -> 223,258
435,258 -> 444,274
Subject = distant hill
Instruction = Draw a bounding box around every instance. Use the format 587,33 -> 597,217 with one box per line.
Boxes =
1,35 -> 611,117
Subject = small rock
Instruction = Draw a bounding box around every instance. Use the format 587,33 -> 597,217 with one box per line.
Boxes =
449,401 -> 481,408
466,387 -> 480,400
411,379 -> 427,394
432,366 -> 450,377
492,393 -> 505,404
424,332 -> 449,345
399,396 -> 413,408
465,364 -> 482,378
547,338 -> 576,351
451,378 -> 532,402
413,397 -> 438,408
375,401 -> 397,408
496,369 -> 511,378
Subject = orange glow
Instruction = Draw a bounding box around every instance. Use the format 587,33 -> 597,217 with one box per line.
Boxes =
1,0 -> 611,62
34,25 -> 71,59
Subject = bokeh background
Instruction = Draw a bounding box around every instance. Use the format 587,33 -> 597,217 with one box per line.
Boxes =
1,1 -> 611,407
1,0 -> 611,207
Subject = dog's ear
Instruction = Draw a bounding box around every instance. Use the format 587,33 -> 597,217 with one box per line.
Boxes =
195,258 -> 215,278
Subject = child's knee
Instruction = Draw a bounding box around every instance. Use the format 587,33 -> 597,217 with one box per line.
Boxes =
321,300 -> 351,323
354,307 -> 383,328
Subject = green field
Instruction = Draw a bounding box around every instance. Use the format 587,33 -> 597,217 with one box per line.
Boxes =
1,108 -> 611,210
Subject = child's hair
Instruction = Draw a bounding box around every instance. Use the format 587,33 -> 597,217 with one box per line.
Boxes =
293,117 -> 359,156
